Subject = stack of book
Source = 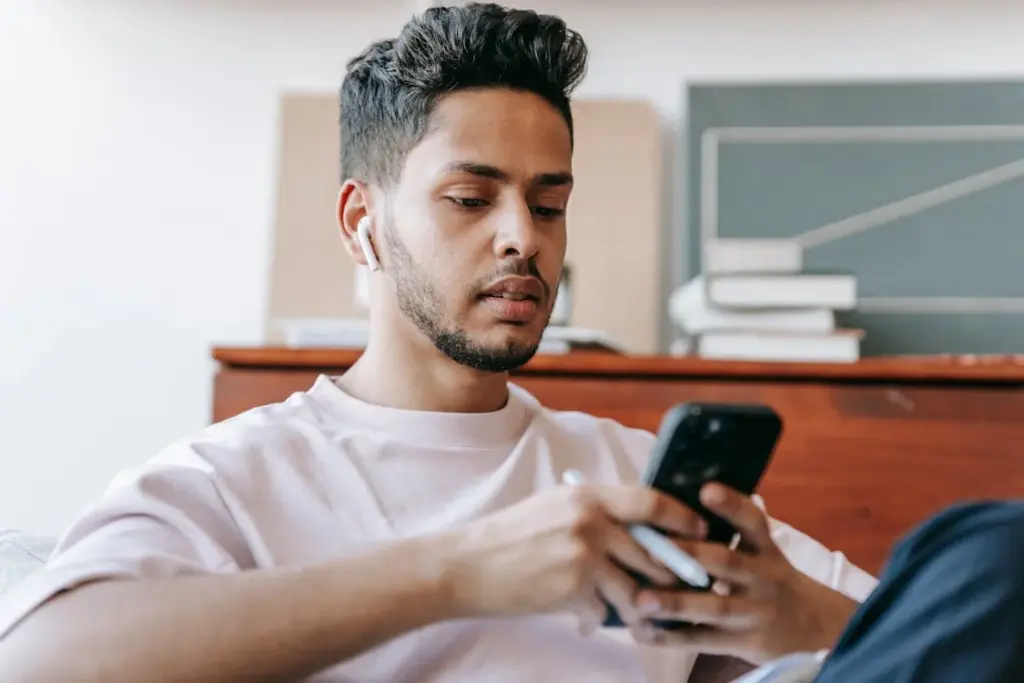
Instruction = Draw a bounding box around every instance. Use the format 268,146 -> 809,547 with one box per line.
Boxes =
669,239 -> 863,363
277,318 -> 369,349
537,326 -> 625,355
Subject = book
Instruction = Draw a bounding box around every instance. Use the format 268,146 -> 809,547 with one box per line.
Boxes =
696,329 -> 863,364
704,238 -> 803,275
539,326 -> 625,354
276,318 -> 369,349
706,273 -> 857,310
670,277 -> 835,335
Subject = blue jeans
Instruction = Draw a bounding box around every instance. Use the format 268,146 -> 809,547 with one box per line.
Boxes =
815,501 -> 1024,682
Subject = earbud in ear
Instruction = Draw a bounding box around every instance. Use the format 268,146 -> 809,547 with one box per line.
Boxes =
356,216 -> 381,272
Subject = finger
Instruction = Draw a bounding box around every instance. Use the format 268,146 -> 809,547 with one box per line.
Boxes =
628,621 -> 658,645
673,539 -> 762,588
594,486 -> 708,539
593,557 -> 643,626
566,559 -> 606,638
601,523 -> 678,587
636,588 -> 771,630
641,624 -> 748,656
699,484 -> 775,553
573,593 -> 607,638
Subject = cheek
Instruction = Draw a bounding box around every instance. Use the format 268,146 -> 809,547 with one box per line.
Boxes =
541,229 -> 568,287
387,204 -> 456,276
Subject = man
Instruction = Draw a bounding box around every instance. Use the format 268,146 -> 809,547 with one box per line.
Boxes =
0,5 -> 875,682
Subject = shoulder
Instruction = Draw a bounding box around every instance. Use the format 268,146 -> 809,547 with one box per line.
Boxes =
107,383 -> 337,498
58,387 -> 339,560
180,387 -> 332,462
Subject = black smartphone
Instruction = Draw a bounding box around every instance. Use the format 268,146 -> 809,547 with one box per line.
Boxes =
602,402 -> 783,630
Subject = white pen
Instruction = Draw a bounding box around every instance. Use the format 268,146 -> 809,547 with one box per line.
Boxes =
561,469 -> 711,589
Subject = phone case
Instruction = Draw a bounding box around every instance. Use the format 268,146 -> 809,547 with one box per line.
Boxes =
603,402 -> 783,630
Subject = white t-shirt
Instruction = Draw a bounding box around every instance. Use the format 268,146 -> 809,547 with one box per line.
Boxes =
0,377 -> 877,682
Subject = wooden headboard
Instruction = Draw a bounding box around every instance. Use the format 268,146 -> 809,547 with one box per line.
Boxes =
211,348 -> 1024,575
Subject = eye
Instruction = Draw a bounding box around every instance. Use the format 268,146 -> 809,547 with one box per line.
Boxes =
532,206 -> 565,219
448,197 -> 489,209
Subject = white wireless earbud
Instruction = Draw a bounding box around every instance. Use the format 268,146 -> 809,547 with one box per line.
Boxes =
356,216 -> 381,272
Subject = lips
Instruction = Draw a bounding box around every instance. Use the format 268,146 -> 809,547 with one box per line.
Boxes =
479,276 -> 544,323
480,276 -> 545,301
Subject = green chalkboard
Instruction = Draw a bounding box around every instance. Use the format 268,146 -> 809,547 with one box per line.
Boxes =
686,80 -> 1024,355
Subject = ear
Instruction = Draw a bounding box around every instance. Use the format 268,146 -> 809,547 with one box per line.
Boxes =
338,180 -> 374,268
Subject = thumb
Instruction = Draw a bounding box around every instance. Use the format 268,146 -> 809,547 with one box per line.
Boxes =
573,594 -> 608,638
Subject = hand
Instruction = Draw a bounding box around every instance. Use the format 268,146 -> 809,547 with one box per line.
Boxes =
630,484 -> 859,664
440,484 -> 707,627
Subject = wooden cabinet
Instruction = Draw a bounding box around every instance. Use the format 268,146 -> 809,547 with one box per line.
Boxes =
212,348 -> 1024,574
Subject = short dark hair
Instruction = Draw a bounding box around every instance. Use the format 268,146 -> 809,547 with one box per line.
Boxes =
339,3 -> 588,185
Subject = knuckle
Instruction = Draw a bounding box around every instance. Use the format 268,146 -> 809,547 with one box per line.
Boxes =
761,599 -> 779,623
565,486 -> 590,512
723,548 -> 745,571
567,538 -> 592,565
562,569 -> 587,597
569,503 -> 604,536
661,591 -> 687,614
766,565 -> 788,587
567,569 -> 588,594
704,544 -> 733,569
644,490 -> 665,517
624,488 -> 657,521
564,551 -> 593,593
710,595 -> 731,618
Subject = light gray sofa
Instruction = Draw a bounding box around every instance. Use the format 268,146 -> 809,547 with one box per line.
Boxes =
0,531 -> 56,596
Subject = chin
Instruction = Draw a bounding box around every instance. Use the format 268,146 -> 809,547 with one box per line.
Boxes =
477,330 -> 543,368
494,327 -> 545,352
497,340 -> 542,371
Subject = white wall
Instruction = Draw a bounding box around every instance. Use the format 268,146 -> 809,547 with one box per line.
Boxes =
3,0 -> 1024,535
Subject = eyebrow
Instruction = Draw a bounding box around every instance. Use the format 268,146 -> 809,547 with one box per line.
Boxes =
443,162 -> 573,187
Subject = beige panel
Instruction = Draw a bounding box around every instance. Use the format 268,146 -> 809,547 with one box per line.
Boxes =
263,94 -> 364,344
567,100 -> 662,353
265,95 -> 662,353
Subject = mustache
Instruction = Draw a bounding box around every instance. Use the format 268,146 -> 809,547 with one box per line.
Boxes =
478,259 -> 551,300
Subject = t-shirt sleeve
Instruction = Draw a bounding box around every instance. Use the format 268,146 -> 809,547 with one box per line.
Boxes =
764,506 -> 878,601
0,456 -> 251,640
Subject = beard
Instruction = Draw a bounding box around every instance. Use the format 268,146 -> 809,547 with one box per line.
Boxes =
381,225 -> 551,374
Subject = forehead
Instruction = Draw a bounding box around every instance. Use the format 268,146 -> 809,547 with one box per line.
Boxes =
402,88 -> 573,183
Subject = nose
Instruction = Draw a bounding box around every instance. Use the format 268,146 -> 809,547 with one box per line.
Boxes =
493,202 -> 540,260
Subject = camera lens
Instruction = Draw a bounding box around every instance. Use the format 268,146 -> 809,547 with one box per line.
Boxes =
701,463 -> 723,481
682,447 -> 712,473
680,415 -> 701,437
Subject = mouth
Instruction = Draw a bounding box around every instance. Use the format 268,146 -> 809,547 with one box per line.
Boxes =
482,291 -> 538,302
479,277 -> 545,323
480,276 -> 545,301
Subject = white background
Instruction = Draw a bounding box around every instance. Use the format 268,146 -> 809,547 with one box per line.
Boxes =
3,0 -> 1024,535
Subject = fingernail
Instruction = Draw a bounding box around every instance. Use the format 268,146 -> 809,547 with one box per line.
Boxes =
636,622 -> 656,643
701,484 -> 725,505
577,613 -> 599,638
637,593 -> 661,616
696,518 -> 709,538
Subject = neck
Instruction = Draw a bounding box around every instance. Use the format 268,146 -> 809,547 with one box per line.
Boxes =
338,315 -> 512,414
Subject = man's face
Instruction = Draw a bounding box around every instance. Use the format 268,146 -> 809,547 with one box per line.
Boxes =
379,88 -> 572,373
